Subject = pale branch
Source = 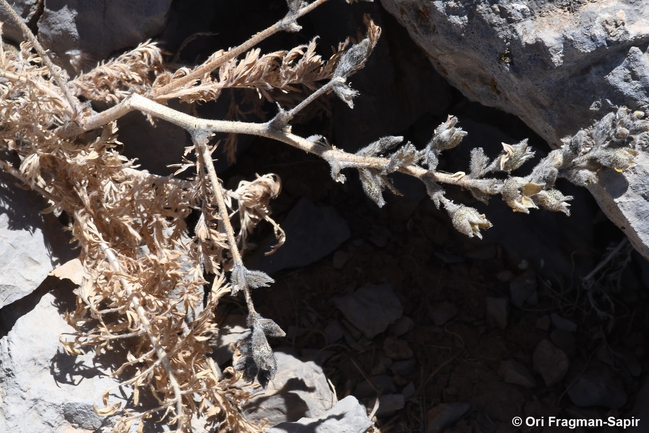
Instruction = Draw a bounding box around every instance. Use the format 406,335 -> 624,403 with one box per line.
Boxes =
269,76 -> 346,131
0,0 -> 82,117
54,93 -> 487,192
192,134 -> 243,265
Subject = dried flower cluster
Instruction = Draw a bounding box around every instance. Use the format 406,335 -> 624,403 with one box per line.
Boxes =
0,0 -> 643,431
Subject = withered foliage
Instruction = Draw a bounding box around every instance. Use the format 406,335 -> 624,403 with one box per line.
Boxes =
0,1 -> 368,430
0,0 -> 645,431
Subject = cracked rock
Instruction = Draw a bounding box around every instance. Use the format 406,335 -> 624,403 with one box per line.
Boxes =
533,339 -> 569,386
333,283 -> 403,339
0,289 -> 123,432
266,396 -> 372,433
243,349 -> 336,426
249,197 -> 351,275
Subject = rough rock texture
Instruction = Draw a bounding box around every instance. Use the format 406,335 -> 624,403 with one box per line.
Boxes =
333,283 -> 403,339
248,197 -> 351,275
0,172 -> 75,309
0,0 -> 39,44
426,402 -> 471,433
533,339 -> 569,386
380,0 -> 649,260
0,289 -> 123,433
243,350 -> 336,427
266,396 -> 372,433
37,0 -> 173,74
498,359 -> 536,388
567,363 -> 627,409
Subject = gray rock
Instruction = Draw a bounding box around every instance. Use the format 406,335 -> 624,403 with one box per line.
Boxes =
428,301 -> 458,326
402,382 -> 416,399
249,197 -> 351,275
38,0 -> 173,74
375,394 -> 405,417
266,396 -> 372,433
383,335 -> 414,360
0,174 -> 75,309
533,339 -> 569,387
116,106 -> 193,176
389,315 -> 415,337
333,283 -> 403,339
212,314 -> 247,365
390,359 -> 417,377
380,0 -> 649,261
567,366 -> 627,409
485,297 -> 508,330
509,272 -> 538,308
496,270 -> 515,283
0,0 -> 39,44
551,313 -> 578,333
426,402 -> 471,433
0,290 -> 123,432
354,375 -> 396,399
550,329 -> 576,359
324,319 -> 346,344
498,359 -> 536,388
244,350 -> 336,426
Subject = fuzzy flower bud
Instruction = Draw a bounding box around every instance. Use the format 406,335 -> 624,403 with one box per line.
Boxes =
446,202 -> 492,239
533,189 -> 573,215
431,116 -> 467,152
497,139 -> 535,172
501,177 -> 542,213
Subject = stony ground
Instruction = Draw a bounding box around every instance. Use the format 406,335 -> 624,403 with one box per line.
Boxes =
2,1 -> 649,432
215,107 -> 649,432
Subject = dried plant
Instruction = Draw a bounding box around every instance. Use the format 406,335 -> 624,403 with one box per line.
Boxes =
0,0 -> 644,431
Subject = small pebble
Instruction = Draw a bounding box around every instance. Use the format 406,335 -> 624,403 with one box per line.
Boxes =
496,270 -> 515,282
354,375 -> 396,399
375,394 -> 405,417
533,339 -> 569,386
550,329 -> 576,358
428,301 -> 458,326
390,359 -> 417,377
389,315 -> 415,336
550,313 -> 577,333
498,359 -> 536,388
509,271 -> 537,307
426,402 -> 470,433
383,336 -> 414,360
402,382 -> 416,399
323,320 -> 345,344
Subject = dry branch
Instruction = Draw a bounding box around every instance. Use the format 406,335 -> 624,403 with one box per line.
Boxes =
0,0 -> 644,431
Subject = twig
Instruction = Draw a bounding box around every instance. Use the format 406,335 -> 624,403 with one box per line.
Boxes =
56,93 -> 489,192
583,237 -> 629,282
0,0 -> 81,117
97,240 -> 185,425
149,0 -> 329,101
